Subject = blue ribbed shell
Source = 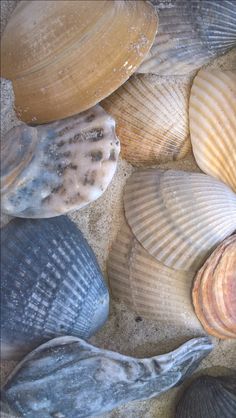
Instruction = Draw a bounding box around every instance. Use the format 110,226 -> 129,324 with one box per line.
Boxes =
175,375 -> 236,418
1,216 -> 109,360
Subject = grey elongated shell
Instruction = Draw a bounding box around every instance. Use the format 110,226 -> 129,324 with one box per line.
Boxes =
1,216 -> 109,360
1,104 -> 120,218
124,169 -> 236,272
175,375 -> 236,418
137,0 -> 236,75
2,336 -> 213,418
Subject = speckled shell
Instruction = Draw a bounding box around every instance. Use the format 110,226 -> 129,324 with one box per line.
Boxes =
1,216 -> 109,360
1,0 -> 158,124
102,74 -> 191,166
189,69 -> 236,193
2,336 -> 212,418
1,105 -> 120,218
124,169 -> 236,272
137,0 -> 236,75
192,235 -> 236,339
175,374 -> 236,418
107,221 -> 203,334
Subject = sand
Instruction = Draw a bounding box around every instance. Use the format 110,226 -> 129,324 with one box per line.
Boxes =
1,1 -> 236,417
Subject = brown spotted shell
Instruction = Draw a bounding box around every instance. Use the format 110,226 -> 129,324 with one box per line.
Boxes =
192,235 -> 236,339
1,105 -> 120,218
1,0 -> 158,124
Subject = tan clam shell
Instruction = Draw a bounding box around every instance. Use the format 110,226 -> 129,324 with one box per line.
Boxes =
124,169 -> 236,272
102,74 -> 191,166
189,69 -> 236,193
137,0 -> 236,75
1,0 -> 158,124
192,235 -> 236,339
108,221 -> 203,333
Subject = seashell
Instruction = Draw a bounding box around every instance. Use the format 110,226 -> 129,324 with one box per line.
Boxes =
124,169 -> 236,272
175,374 -> 236,418
1,105 -> 120,218
2,336 -> 213,418
102,74 -> 191,166
1,216 -> 109,360
192,234 -> 236,339
1,0 -> 158,124
107,221 -> 203,334
189,69 -> 236,193
137,0 -> 236,76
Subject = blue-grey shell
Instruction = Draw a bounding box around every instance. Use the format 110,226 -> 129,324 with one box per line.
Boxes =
1,216 -> 109,360
175,374 -> 236,418
137,0 -> 236,75
2,336 -> 213,418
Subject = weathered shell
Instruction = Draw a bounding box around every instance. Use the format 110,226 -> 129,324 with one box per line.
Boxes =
137,0 -> 236,75
2,336 -> 213,418
192,235 -> 236,339
175,374 -> 236,418
189,69 -> 236,193
124,169 -> 236,272
102,74 -> 191,166
108,221 -> 203,334
1,0 -> 158,124
1,105 -> 120,218
1,216 -> 109,360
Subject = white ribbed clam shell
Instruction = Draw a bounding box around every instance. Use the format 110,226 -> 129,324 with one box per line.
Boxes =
108,221 -> 203,333
124,170 -> 236,272
102,74 -> 191,166
190,69 -> 236,193
137,0 -> 236,75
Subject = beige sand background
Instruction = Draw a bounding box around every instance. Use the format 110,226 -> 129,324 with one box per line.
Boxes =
1,1 -> 236,417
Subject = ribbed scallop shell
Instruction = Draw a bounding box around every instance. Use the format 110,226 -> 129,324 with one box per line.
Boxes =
1,216 -> 109,360
107,221 -> 203,333
192,235 -> 236,339
1,0 -> 158,124
175,375 -> 236,418
137,0 -> 236,75
102,74 -> 191,166
2,336 -> 212,418
124,169 -> 236,272
1,105 -> 120,218
189,69 -> 236,193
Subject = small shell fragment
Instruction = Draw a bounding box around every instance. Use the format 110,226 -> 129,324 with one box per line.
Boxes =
1,105 -> 120,218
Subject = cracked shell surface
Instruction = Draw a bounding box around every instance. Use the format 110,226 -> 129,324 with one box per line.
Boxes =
2,336 -> 213,418
189,69 -> 236,193
175,374 -> 236,418
124,169 -> 236,272
1,105 -> 120,218
107,221 -> 203,335
1,216 -> 109,360
102,74 -> 191,166
137,0 -> 236,75
192,234 -> 236,339
1,0 -> 158,124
